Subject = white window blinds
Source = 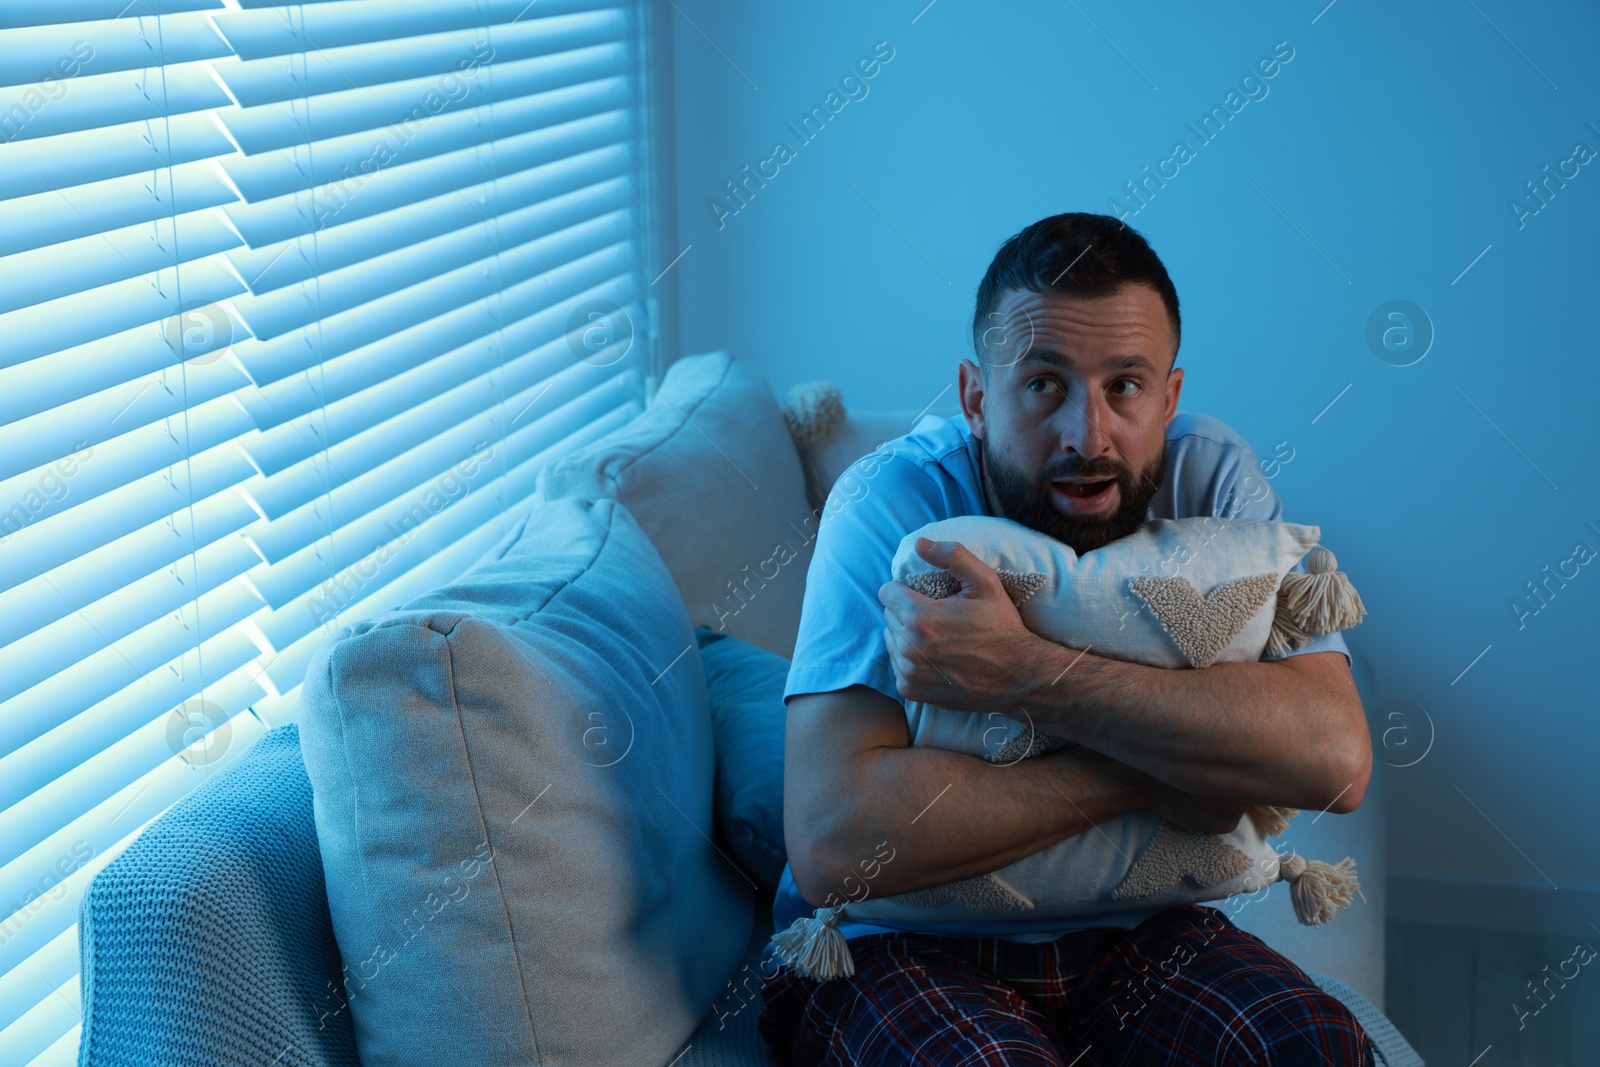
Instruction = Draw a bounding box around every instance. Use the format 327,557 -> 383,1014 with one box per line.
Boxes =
0,1 -> 659,1061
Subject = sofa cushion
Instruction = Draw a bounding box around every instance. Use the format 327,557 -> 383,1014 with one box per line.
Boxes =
299,495 -> 754,1067
536,350 -> 816,659
677,884 -> 782,1066
694,626 -> 789,891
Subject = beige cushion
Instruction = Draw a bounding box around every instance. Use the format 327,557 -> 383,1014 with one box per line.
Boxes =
801,409 -> 929,515
780,379 -> 931,515
537,351 -> 815,658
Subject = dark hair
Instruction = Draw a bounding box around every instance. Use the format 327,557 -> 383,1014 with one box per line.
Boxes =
970,213 -> 1181,369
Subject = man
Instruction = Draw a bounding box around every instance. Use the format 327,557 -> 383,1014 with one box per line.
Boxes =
758,213 -> 1375,1065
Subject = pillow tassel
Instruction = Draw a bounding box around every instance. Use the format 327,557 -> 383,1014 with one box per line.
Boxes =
1266,609 -> 1312,658
1247,804 -> 1299,838
1276,546 -> 1367,639
1276,852 -> 1365,926
769,905 -> 855,981
781,381 -> 846,452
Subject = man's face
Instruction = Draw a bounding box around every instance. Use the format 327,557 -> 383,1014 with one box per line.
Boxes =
959,283 -> 1184,556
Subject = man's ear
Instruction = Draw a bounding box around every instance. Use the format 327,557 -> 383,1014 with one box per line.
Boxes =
959,358 -> 987,440
1163,363 -> 1184,427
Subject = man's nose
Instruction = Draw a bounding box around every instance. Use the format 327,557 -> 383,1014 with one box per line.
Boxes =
1056,387 -> 1114,461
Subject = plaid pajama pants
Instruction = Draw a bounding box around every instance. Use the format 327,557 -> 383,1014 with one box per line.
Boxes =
757,904 -> 1375,1066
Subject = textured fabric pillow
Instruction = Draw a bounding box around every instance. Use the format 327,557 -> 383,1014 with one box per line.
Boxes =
773,513 -> 1367,980
694,626 -> 789,890
299,496 -> 754,1067
538,350 -> 817,659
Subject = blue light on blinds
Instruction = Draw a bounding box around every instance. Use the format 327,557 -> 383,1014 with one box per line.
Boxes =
0,1 -> 657,1061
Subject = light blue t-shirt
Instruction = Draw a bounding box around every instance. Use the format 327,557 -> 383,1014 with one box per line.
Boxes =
774,409 -> 1351,944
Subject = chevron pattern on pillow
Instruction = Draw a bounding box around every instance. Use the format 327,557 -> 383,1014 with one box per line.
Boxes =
1129,573 -> 1281,668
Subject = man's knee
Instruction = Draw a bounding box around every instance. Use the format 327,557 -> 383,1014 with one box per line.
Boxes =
1095,908 -> 1373,1064
759,935 -> 1069,1067
1223,980 -> 1374,1066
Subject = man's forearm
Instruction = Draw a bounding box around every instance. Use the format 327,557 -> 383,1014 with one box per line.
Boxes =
799,744 -> 1133,907
1019,638 -> 1368,811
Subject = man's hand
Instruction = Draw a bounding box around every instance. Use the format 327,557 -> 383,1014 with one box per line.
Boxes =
878,535 -> 1064,712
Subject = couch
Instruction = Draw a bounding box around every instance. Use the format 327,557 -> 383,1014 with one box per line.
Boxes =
75,350 -> 1422,1066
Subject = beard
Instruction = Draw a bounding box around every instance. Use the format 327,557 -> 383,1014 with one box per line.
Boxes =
979,436 -> 1166,556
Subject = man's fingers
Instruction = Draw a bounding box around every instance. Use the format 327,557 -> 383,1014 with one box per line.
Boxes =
881,624 -> 924,700
913,536 -> 1002,598
877,579 -> 930,626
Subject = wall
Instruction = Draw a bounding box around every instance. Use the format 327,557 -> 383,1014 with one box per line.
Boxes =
664,0 -> 1600,935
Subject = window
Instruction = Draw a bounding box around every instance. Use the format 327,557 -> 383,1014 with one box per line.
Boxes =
0,1 -> 662,1059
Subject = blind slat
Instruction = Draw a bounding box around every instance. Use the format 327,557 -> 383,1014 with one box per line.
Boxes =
243,342 -> 636,578
0,160 -> 235,259
0,109 -> 236,201
220,112 -> 633,250
0,961 -> 78,1064
0,255 -> 244,369
0,534 -> 262,711
210,0 -> 611,61
232,157 -> 633,296
233,186 -> 634,340
234,235 -> 635,391
218,41 -> 630,156
0,10 -> 228,89
212,13 -> 626,110
0,358 -> 251,485
0,323 -> 248,448
0,435 -> 257,598
217,75 -> 633,203
0,208 -> 240,314
0,626 -> 264,835
0,0 -> 221,29
240,271 -> 637,475
1,61 -> 234,143
0,929 -> 74,1038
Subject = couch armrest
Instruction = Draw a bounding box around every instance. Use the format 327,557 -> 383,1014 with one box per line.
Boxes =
78,725 -> 358,1067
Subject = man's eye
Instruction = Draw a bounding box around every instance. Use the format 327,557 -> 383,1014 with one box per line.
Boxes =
1111,378 -> 1141,396
1026,377 -> 1059,394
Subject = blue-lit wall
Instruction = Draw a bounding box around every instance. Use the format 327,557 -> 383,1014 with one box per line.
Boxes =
665,0 -> 1600,934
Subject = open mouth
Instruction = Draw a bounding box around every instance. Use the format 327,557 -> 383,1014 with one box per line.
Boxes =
1053,478 -> 1115,498
1050,478 -> 1117,512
